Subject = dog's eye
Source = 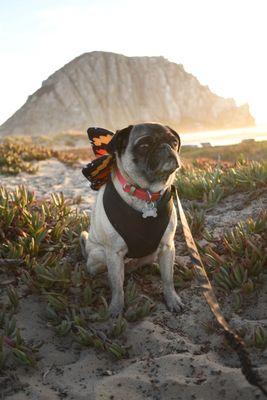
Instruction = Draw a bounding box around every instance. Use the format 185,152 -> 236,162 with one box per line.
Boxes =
171,140 -> 179,149
136,143 -> 150,153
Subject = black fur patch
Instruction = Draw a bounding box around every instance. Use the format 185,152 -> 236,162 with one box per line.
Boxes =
107,125 -> 133,157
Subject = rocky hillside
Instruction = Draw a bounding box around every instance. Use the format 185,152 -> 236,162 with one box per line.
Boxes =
0,51 -> 254,136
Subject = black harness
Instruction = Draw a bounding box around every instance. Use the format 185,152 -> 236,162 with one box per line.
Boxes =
103,180 -> 173,258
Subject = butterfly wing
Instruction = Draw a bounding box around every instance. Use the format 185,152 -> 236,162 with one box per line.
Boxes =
82,154 -> 114,191
87,127 -> 114,157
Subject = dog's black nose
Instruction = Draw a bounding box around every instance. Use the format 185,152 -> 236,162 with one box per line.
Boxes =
147,143 -> 180,174
160,143 -> 176,159
159,144 -> 179,171
162,157 -> 179,173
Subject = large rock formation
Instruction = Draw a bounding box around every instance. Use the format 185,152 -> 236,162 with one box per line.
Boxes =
0,51 -> 254,136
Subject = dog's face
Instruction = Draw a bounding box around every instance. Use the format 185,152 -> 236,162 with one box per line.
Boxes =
108,123 -> 181,189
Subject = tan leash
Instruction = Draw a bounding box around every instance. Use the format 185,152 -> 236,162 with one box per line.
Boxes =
172,185 -> 267,397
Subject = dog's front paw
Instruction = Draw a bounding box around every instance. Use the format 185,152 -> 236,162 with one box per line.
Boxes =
109,300 -> 124,318
164,290 -> 184,313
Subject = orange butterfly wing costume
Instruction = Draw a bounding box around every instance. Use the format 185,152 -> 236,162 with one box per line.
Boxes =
82,127 -> 115,190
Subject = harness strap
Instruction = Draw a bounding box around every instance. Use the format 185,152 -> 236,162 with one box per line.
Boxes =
172,185 -> 267,397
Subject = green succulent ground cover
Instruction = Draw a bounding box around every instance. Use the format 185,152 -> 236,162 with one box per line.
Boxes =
0,141 -> 266,372
176,152 -> 267,310
176,159 -> 267,205
181,140 -> 267,162
0,141 -> 79,175
0,187 -> 159,370
175,148 -> 267,349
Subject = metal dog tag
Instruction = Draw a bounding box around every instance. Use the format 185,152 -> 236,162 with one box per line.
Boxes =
142,202 -> 158,218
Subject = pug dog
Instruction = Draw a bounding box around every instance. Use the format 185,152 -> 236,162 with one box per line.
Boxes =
80,123 -> 184,317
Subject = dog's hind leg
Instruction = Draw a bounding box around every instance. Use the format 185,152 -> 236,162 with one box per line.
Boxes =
126,251 -> 157,273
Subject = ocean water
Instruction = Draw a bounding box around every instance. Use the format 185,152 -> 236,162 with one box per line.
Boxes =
181,125 -> 267,147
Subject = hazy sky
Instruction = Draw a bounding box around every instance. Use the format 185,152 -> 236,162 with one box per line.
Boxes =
0,0 -> 266,125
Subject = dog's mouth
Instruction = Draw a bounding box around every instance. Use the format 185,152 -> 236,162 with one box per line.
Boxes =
145,168 -> 176,183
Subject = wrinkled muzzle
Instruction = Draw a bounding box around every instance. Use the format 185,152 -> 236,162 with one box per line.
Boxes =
146,143 -> 180,180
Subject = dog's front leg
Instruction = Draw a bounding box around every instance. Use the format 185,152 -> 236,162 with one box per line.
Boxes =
106,249 -> 125,317
158,243 -> 184,312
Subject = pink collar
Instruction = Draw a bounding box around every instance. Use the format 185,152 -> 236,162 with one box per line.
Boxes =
115,168 -> 162,202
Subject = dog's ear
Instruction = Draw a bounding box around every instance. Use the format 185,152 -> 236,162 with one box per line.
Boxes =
166,126 -> 181,152
107,125 -> 133,156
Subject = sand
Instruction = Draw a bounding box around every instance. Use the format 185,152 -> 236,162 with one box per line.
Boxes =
0,158 -> 266,400
0,159 -> 97,212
